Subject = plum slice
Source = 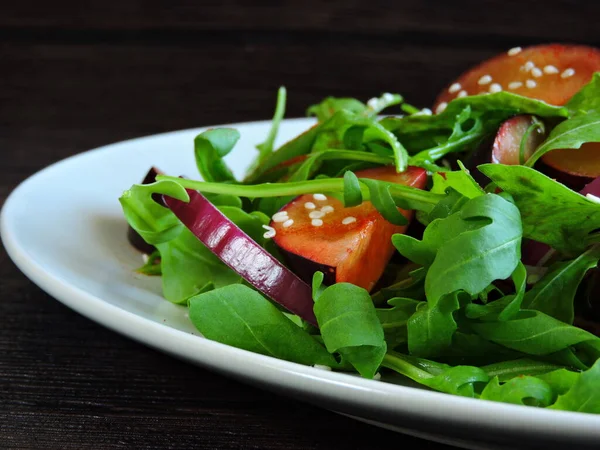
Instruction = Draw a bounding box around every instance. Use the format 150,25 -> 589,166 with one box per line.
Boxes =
492,115 -> 547,166
163,189 -> 317,325
435,44 -> 600,179
270,166 -> 428,292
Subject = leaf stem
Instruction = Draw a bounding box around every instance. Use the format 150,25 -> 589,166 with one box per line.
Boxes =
155,175 -> 444,208
381,351 -> 434,382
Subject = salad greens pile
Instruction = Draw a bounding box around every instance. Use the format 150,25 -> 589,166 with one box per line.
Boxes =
120,75 -> 600,414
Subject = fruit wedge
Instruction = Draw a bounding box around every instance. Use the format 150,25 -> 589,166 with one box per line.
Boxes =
492,115 -> 548,166
271,166 -> 427,292
435,44 -> 600,178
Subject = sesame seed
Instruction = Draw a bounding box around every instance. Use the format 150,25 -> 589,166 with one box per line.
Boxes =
309,210 -> 325,219
507,47 -> 522,56
262,225 -> 276,239
526,79 -> 537,89
282,219 -> 294,228
382,92 -> 395,102
272,211 -> 288,220
373,372 -> 382,381
478,75 -> 492,85
508,81 -> 523,90
313,364 -> 332,371
522,61 -> 535,72
561,68 -> 575,78
367,98 -> 379,108
313,193 -> 327,201
304,202 -> 316,210
457,90 -> 468,98
448,82 -> 461,93
320,205 -> 334,214
489,83 -> 502,93
342,216 -> 357,225
272,214 -> 289,223
586,193 -> 600,204
435,102 -> 447,114
311,219 -> 323,227
531,67 -> 543,78
141,254 -> 149,263
416,108 -> 432,116
543,65 -> 559,74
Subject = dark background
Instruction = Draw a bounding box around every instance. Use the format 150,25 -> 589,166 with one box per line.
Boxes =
1,2 -> 599,449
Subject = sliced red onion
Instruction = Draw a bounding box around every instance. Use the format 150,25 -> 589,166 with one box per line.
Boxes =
163,189 -> 317,326
580,176 -> 600,198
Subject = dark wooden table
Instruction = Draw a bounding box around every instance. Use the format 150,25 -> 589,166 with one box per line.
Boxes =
2,2 -> 599,448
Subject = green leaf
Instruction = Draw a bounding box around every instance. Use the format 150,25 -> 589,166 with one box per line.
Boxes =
376,297 -> 420,349
408,107 -> 487,166
314,283 -> 386,378
343,170 -> 363,207
465,262 -> 527,321
526,112 -> 600,167
194,128 -> 240,183
430,162 -> 485,200
287,149 -> 393,182
407,292 -> 468,358
523,245 -> 600,323
471,309 -> 600,356
482,358 -> 565,382
382,351 -> 489,397
566,72 -> 600,116
246,86 -> 287,176
306,97 -> 367,121
479,164 -> 600,253
188,285 -> 337,367
480,376 -> 553,407
384,92 -> 568,135
550,359 -> 600,412
361,179 -> 408,226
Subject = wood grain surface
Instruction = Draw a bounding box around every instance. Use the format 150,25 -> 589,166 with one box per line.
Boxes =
2,2 -> 599,448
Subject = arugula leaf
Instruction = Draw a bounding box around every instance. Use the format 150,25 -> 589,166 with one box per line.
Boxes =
382,351 -> 489,397
194,128 -> 240,183
479,164 -> 600,253
314,283 -> 386,378
360,179 -> 409,226
549,359 -> 600,412
430,162 -> 485,200
464,262 -> 527,321
566,72 -> 600,115
482,358 -> 565,382
246,86 -> 287,176
480,376 -> 553,407
526,112 -> 600,167
383,92 -> 568,135
306,97 -> 367,121
395,193 -> 522,304
408,107 -> 487,166
407,292 -> 468,358
287,150 -> 393,182
523,245 -> 600,323
188,284 -> 337,367
376,297 -> 420,349
471,309 -> 600,356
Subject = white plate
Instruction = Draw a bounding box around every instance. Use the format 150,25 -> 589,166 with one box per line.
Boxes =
2,118 -> 600,450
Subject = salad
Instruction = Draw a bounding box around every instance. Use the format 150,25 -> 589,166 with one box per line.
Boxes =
120,44 -> 600,413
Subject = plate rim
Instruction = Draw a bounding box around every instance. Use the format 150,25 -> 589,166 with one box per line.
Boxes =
2,118 -> 600,445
